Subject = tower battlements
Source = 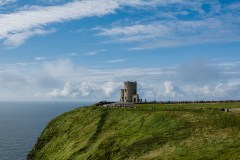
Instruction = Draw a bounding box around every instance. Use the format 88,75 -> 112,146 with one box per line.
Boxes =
124,81 -> 137,86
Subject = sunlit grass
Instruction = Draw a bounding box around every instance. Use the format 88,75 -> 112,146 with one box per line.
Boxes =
28,103 -> 240,160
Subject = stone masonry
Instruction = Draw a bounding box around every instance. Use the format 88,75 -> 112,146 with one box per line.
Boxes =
120,81 -> 139,103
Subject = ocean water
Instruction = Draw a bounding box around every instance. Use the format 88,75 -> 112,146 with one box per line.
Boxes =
0,101 -> 92,160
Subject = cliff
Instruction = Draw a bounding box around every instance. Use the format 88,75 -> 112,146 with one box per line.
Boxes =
28,103 -> 240,159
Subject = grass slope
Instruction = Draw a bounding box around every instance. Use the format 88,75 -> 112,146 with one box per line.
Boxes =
28,103 -> 240,160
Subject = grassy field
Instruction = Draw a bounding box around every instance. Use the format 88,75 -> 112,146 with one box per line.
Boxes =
28,103 -> 240,160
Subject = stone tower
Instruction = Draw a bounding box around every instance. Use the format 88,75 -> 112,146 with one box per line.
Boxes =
120,81 -> 139,103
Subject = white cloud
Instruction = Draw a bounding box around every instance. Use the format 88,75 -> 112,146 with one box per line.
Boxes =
138,81 -> 240,101
84,49 -> 106,56
49,81 -> 121,100
37,0 -> 72,5
0,0 -> 221,47
164,81 -> 177,97
0,0 -> 235,48
102,81 -> 121,97
84,51 -> 98,56
0,1 -> 118,35
98,24 -> 170,40
97,17 -> 240,49
0,0 -> 119,46
117,0 -> 188,8
42,58 -> 240,101
0,0 -> 15,6
42,59 -> 75,78
226,2 -> 240,11
183,82 -> 240,101
50,82 -> 78,98
69,53 -> 78,57
35,56 -> 47,61
95,1 -> 240,50
177,59 -> 220,84
1,58 -> 240,101
46,80 -> 240,101
3,29 -> 55,47
108,59 -> 128,63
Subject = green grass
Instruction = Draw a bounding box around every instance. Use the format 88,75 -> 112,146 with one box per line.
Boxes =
28,103 -> 240,160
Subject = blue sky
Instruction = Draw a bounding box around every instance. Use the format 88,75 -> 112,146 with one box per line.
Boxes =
0,0 -> 240,101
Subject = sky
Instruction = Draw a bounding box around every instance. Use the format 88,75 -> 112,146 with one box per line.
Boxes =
0,0 -> 240,101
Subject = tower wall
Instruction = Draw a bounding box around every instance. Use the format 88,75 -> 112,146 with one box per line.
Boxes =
120,89 -> 124,102
132,94 -> 139,103
124,81 -> 137,102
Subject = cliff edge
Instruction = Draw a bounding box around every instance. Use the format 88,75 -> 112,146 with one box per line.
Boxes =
28,104 -> 240,159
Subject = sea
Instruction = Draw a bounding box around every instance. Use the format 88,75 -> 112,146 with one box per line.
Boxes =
0,101 -> 92,160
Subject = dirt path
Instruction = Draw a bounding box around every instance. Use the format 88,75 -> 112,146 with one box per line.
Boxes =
230,108 -> 240,113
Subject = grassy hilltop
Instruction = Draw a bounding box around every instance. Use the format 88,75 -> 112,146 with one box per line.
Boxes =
28,103 -> 240,160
